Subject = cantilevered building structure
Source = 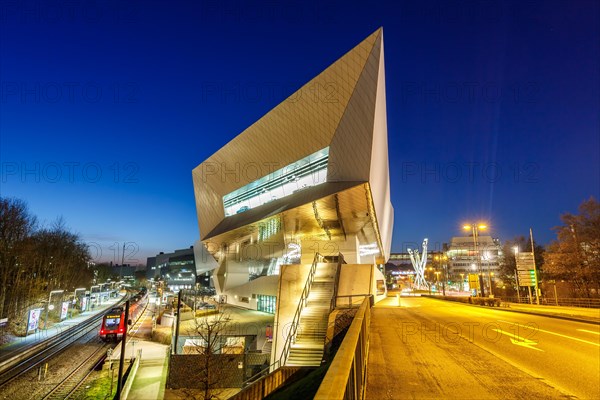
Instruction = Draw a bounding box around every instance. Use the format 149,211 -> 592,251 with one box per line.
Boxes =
192,28 -> 393,366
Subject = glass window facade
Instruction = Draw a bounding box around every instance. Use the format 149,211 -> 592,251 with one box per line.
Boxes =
257,295 -> 276,314
223,147 -> 329,216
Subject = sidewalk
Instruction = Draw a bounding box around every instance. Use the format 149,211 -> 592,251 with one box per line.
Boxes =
127,341 -> 169,400
105,299 -> 169,400
500,301 -> 600,324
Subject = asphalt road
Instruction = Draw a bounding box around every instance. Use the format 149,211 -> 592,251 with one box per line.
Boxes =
366,296 -> 600,400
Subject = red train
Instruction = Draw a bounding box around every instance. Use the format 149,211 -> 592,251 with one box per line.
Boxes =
100,293 -> 145,342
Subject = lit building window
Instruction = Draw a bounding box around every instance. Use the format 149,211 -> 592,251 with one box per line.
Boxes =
257,295 -> 276,314
223,147 -> 329,216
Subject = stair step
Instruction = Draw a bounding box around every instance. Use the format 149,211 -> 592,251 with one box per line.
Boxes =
296,336 -> 326,341
297,332 -> 326,336
297,326 -> 326,331
296,337 -> 326,342
287,359 -> 322,363
294,336 -> 325,350
283,261 -> 339,368
297,329 -> 326,334
286,361 -> 322,366
296,332 -> 326,337
289,354 -> 322,359
291,343 -> 323,349
289,349 -> 323,354
288,355 -> 323,360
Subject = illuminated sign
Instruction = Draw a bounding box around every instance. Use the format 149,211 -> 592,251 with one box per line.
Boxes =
60,302 -> 69,320
27,308 -> 42,332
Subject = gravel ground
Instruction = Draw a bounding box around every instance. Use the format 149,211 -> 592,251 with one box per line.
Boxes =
0,329 -> 114,400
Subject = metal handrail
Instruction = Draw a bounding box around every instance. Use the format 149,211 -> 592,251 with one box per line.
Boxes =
330,253 -> 345,311
502,296 -> 600,308
279,252 -> 323,366
315,296 -> 372,400
335,294 -> 372,309
241,359 -> 281,387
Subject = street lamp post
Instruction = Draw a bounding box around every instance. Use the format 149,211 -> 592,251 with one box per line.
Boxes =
434,256 -> 440,295
427,267 -> 433,294
44,290 -> 64,330
482,251 -> 495,297
464,223 -> 488,297
438,255 -> 448,296
90,285 -> 100,308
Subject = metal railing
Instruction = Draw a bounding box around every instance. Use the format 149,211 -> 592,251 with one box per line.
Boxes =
330,253 -> 345,311
241,359 -> 280,388
502,296 -> 600,308
335,294 -> 373,309
232,365 -> 302,400
314,296 -> 372,400
278,253 -> 323,366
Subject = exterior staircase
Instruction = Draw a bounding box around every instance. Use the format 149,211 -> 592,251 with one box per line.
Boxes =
286,263 -> 336,366
262,339 -> 272,354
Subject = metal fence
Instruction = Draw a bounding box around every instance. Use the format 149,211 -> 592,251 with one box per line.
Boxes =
502,296 -> 600,308
314,296 -> 372,400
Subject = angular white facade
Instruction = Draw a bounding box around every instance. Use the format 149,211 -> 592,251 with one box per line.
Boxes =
192,28 -> 394,310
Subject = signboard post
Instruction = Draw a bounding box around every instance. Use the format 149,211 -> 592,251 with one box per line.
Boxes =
516,252 -> 536,304
515,229 -> 540,305
468,274 -> 480,296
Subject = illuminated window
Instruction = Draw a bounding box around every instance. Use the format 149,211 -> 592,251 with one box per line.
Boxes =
223,147 -> 329,216
257,295 -> 276,314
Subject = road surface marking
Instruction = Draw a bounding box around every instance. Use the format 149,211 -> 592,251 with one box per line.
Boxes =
577,329 -> 600,335
535,327 -> 600,347
498,320 -> 600,347
491,328 -> 543,351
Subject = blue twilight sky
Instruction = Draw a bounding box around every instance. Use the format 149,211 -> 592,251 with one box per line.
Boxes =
1,1 -> 598,265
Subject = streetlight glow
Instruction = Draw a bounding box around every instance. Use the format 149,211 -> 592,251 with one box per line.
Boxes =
463,222 -> 491,297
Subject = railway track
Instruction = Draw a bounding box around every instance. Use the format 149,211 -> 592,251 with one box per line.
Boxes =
41,339 -> 110,400
0,312 -> 106,389
0,293 -> 148,399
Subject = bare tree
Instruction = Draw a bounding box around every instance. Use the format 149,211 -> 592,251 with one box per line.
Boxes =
0,197 -> 92,336
0,198 -> 37,320
545,197 -> 600,297
186,308 -> 239,400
